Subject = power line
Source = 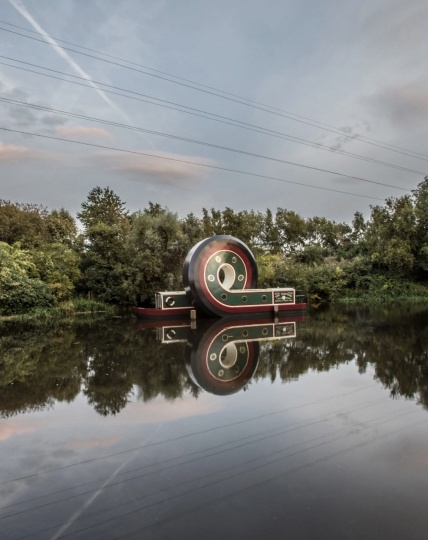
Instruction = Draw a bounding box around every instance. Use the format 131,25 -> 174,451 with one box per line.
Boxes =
2,56 -> 427,173
12,407 -> 416,539
1,394 -> 390,536
0,97 -> 418,189
0,395 -> 382,519
0,126 -> 388,200
0,19 -> 337,121
1,19 -> 427,162
121,416 -> 421,539
1,25 -> 357,129
0,384 -> 375,487
2,26 -> 428,166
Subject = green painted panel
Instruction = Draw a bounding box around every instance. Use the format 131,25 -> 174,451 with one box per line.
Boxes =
158,292 -> 192,309
209,287 -> 274,306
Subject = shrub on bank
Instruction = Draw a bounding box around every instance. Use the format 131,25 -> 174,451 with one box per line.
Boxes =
0,242 -> 56,315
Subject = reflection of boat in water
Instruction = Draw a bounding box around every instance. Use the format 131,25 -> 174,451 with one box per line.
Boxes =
138,315 -> 305,395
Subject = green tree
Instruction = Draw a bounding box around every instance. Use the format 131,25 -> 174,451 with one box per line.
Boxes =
306,216 -> 350,252
31,243 -> 81,301
275,208 -> 307,254
129,204 -> 188,303
351,211 -> 366,243
45,208 -> 78,246
77,186 -> 129,229
202,207 -> 215,237
412,177 -> 428,272
365,195 -> 417,274
0,200 -> 49,248
78,187 -> 133,304
261,208 -> 282,253
221,207 -> 263,249
181,212 -> 204,247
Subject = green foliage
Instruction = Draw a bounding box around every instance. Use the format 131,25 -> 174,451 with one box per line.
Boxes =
306,216 -> 352,253
182,212 -> 204,247
31,243 -> 81,300
275,208 -> 307,254
294,244 -> 326,265
45,208 -> 78,245
0,242 -> 55,314
365,195 -> 417,274
71,298 -> 113,313
201,207 -> 263,250
0,200 -> 78,249
351,211 -> 366,242
256,252 -> 282,287
78,187 -> 134,304
0,200 -> 80,310
77,186 -> 129,229
0,199 -> 49,248
261,208 -> 282,253
129,205 -> 192,303
80,222 -> 133,303
339,275 -> 428,303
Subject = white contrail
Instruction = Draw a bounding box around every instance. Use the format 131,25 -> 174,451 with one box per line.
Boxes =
8,0 -> 156,148
9,0 -> 119,111
49,459 -> 130,540
49,422 -> 164,540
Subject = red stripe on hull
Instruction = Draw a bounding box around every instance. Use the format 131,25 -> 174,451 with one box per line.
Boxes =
132,303 -> 307,319
132,306 -> 192,319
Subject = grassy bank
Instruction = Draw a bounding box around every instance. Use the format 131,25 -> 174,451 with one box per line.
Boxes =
0,298 -> 120,324
336,279 -> 428,304
338,294 -> 428,304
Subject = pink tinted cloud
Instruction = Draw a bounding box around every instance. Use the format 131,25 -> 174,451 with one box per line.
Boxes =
0,141 -> 33,162
103,394 -> 224,426
367,84 -> 428,125
91,150 -> 212,188
0,423 -> 35,441
56,125 -> 113,139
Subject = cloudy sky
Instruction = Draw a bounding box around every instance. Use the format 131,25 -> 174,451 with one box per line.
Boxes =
0,0 -> 427,223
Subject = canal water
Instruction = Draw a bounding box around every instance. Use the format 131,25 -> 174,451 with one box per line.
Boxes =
1,305 -> 428,539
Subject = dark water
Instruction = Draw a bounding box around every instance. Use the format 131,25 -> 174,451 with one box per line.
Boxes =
1,305 -> 428,539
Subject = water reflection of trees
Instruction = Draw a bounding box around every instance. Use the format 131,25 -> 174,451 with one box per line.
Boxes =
0,319 -> 199,418
255,305 -> 428,408
1,305 -> 428,417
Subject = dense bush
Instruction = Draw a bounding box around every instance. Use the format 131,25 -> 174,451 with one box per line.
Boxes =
0,242 -> 55,315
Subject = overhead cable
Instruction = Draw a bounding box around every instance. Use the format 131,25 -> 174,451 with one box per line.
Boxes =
0,98 -> 417,189
1,56 -> 427,172
0,126 -> 386,200
1,25 -> 427,163
0,19 -> 427,161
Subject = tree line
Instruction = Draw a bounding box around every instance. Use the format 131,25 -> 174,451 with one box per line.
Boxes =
1,178 -> 428,315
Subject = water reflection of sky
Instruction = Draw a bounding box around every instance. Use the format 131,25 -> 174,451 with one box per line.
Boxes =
2,308 -> 428,539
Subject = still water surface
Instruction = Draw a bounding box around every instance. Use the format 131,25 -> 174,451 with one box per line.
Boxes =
1,305 -> 428,539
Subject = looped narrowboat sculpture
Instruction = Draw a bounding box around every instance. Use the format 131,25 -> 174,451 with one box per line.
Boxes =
132,235 -> 306,319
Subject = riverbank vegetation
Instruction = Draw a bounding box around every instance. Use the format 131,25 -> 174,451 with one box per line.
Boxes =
2,178 -> 428,316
